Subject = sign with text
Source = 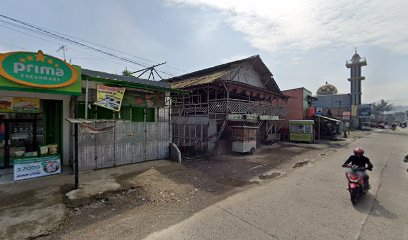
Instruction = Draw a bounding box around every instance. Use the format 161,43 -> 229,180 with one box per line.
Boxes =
94,85 -> 126,111
342,111 -> 351,120
227,114 -> 244,120
0,50 -> 81,95
14,155 -> 61,181
259,115 -> 279,120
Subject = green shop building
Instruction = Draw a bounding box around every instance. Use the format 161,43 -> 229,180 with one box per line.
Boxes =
0,50 -> 174,181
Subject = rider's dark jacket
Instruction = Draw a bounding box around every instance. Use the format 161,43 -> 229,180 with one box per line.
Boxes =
343,155 -> 373,169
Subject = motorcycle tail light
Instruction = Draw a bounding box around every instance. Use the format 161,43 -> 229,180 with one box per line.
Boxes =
348,174 -> 359,182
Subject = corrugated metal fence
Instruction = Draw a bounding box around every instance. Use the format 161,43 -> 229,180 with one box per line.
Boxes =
77,110 -> 171,171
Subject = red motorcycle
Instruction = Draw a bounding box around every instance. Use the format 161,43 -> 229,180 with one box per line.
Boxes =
344,164 -> 371,204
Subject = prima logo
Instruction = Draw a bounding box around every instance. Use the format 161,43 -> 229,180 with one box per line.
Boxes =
0,50 -> 78,88
14,62 -> 64,77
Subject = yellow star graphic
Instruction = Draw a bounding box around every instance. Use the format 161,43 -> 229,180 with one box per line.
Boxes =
54,64 -> 59,68
26,56 -> 33,61
35,50 -> 46,62
47,59 -> 54,64
19,58 -> 26,62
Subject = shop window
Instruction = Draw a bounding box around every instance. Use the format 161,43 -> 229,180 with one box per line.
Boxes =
77,102 -> 96,119
132,107 -> 144,122
114,106 -> 131,120
146,108 -> 155,122
96,106 -> 114,120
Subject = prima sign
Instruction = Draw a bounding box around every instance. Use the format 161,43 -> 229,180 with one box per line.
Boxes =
0,50 -> 78,88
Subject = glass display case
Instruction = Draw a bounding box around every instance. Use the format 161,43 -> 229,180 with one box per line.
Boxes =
0,113 -> 44,168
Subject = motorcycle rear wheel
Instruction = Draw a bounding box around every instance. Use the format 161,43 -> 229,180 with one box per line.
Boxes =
350,189 -> 359,204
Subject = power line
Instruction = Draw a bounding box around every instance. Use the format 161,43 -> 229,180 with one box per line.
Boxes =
0,14 -> 177,77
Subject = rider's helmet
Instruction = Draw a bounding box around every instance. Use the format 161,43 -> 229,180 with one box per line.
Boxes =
353,147 -> 364,156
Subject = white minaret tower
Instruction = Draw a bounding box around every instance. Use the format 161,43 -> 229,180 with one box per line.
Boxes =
346,49 -> 367,106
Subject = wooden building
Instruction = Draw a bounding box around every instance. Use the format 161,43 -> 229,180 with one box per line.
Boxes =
167,55 -> 287,154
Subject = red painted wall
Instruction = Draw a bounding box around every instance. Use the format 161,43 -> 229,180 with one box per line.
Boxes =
281,88 -> 306,129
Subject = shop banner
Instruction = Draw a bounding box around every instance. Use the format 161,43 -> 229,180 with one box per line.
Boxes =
12,97 -> 40,113
14,155 -> 61,181
259,115 -> 279,120
94,85 -> 126,111
123,92 -> 165,107
0,97 -> 40,113
351,105 -> 357,117
0,50 -> 82,95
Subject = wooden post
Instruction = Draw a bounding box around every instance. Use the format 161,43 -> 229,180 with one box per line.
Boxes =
73,96 -> 79,189
74,122 -> 79,189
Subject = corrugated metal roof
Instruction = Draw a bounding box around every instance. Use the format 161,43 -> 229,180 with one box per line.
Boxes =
170,69 -> 231,89
82,68 -> 171,89
166,55 -> 282,95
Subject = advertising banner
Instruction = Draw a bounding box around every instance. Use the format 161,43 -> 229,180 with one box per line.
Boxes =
358,104 -> 372,117
227,114 -> 244,120
14,155 -> 61,181
0,97 -> 40,113
12,97 -> 40,113
123,92 -> 165,107
351,105 -> 357,117
94,85 -> 126,111
259,115 -> 279,120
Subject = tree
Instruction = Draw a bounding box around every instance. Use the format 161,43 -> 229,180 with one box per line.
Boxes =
122,67 -> 133,76
371,99 -> 394,121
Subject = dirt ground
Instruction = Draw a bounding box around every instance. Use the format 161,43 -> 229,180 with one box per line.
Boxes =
34,132 -> 368,240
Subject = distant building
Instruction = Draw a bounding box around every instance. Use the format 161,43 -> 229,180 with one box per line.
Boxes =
281,87 -> 314,128
312,49 -> 368,128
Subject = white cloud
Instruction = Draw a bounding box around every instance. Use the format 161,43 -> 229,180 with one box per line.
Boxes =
167,0 -> 408,54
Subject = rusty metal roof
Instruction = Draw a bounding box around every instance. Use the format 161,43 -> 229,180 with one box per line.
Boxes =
170,69 -> 231,89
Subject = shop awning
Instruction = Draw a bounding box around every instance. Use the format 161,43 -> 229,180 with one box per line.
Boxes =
315,115 -> 342,122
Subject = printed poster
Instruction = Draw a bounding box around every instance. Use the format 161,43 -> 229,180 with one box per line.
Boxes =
12,97 -> 40,113
0,97 -> 40,113
94,85 -> 125,111
14,155 -> 61,181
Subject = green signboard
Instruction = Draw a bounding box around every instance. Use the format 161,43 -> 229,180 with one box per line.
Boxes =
0,50 -> 81,95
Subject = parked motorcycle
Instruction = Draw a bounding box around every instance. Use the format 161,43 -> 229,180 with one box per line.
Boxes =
344,164 -> 371,204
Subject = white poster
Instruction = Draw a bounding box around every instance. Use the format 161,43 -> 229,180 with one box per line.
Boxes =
14,155 -> 61,181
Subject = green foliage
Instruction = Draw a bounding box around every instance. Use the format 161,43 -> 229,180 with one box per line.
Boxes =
122,67 -> 133,76
371,99 -> 394,120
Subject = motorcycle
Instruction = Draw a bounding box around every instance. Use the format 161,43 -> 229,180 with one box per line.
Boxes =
343,164 -> 371,204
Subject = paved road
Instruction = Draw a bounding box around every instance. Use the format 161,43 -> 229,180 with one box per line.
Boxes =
143,130 -> 408,240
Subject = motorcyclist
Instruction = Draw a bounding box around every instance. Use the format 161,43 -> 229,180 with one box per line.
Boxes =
342,147 -> 373,188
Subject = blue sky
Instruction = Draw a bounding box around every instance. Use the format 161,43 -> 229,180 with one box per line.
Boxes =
1,0 -> 407,105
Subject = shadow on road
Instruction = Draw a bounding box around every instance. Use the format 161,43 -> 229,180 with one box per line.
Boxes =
353,193 -> 397,220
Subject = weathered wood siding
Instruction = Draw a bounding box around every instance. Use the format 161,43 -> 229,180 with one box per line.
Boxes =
77,108 -> 171,171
